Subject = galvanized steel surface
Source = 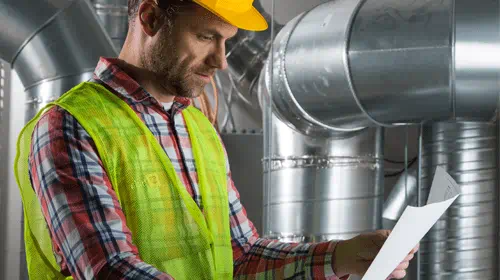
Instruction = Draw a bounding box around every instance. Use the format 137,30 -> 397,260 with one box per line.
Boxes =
0,0 -> 69,64
265,0 -> 500,133
419,122 -> 498,279
0,0 -> 117,120
382,166 -> 418,221
91,0 -> 128,51
220,0 -> 280,131
262,110 -> 384,242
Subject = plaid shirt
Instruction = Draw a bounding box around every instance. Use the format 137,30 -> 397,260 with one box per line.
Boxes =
28,57 -> 344,279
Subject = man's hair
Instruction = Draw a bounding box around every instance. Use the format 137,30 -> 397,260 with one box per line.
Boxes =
128,0 -> 195,24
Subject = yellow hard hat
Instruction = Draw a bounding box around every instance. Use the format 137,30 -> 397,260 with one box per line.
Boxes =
193,0 -> 268,31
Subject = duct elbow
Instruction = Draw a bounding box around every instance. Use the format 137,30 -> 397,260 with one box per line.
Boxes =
263,0 -> 500,134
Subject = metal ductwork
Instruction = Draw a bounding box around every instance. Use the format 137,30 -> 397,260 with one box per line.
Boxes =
0,0 -> 117,121
258,0 -> 500,279
418,122 -> 498,279
218,0 -> 282,131
260,73 -> 384,241
382,166 -> 418,227
225,0 -> 280,99
91,0 -> 128,52
265,0 -> 499,135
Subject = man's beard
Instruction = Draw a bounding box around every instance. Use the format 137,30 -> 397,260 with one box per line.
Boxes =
140,33 -> 206,98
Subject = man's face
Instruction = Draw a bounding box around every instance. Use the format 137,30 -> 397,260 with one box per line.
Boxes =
141,5 -> 238,98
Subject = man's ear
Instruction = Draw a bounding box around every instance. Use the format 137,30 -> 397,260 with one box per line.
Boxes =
138,1 -> 164,36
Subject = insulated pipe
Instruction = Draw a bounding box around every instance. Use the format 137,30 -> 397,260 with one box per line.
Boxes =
264,0 -> 500,135
0,0 -> 117,120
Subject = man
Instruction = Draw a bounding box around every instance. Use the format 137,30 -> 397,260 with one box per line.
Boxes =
17,0 -> 417,279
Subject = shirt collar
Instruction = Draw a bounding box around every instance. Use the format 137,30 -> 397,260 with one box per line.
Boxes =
92,57 -> 191,108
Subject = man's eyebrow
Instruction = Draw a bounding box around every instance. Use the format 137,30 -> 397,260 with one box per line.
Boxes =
200,28 -> 236,39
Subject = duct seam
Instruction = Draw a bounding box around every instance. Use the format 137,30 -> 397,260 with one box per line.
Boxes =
278,12 -> 330,132
10,0 -> 76,66
344,0 -> 405,129
94,3 -> 128,15
22,70 -> 95,92
263,156 -> 381,171
266,9 -> 365,135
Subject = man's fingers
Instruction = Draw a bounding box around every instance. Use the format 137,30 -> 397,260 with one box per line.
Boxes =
410,243 -> 420,254
395,261 -> 409,271
404,253 -> 414,262
389,269 -> 407,279
376,229 -> 392,237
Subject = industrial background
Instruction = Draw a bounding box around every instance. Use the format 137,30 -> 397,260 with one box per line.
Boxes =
0,0 -> 499,279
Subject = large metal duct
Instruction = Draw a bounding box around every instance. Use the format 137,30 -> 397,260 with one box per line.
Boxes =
261,98 -> 384,241
418,122 -> 498,279
0,0 -> 117,121
260,1 -> 499,279
0,0 -> 116,278
265,0 -> 499,135
91,0 -> 128,52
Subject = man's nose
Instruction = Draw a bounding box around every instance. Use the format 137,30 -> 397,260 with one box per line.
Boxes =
210,42 -> 228,70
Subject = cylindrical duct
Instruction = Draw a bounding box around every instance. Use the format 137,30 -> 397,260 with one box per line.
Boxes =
91,0 -> 128,52
419,122 -> 498,279
262,110 -> 384,242
226,0 -> 280,97
382,166 -> 418,224
0,0 -> 117,120
265,0 -> 500,134
219,0 -> 281,131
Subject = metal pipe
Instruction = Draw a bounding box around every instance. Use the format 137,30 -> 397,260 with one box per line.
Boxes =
264,0 -> 500,135
221,0 -> 282,131
261,93 -> 385,242
420,122 -> 498,279
91,0 -> 128,52
382,166 -> 418,222
0,0 -> 117,120
225,0 -> 281,99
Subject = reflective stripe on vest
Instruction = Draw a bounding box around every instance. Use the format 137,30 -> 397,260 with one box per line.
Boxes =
15,82 -> 233,279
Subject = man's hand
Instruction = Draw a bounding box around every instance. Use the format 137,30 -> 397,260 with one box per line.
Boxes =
332,230 -> 419,279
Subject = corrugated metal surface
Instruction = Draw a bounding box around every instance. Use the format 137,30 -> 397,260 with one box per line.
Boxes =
420,122 -> 498,279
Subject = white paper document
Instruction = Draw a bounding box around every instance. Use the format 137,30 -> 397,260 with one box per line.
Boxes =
361,167 -> 460,280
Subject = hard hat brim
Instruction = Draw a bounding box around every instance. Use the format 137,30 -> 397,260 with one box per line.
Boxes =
193,0 -> 269,31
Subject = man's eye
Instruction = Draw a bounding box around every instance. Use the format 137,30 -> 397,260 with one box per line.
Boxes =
198,35 -> 214,41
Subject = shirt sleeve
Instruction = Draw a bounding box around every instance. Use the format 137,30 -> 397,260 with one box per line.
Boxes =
28,106 -> 174,280
221,141 -> 346,279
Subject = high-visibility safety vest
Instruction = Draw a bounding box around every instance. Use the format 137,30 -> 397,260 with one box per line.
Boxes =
15,82 -> 233,280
